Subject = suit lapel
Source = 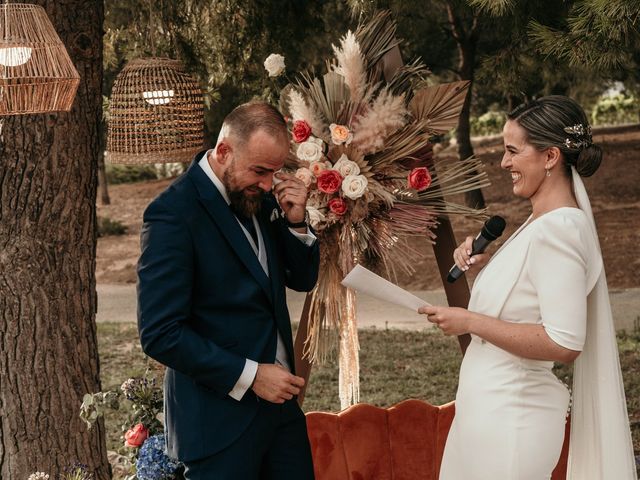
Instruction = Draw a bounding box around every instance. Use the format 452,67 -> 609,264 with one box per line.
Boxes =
188,160 -> 273,303
258,204 -> 295,361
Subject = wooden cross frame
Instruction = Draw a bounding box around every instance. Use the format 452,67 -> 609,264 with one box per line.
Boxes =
294,45 -> 473,405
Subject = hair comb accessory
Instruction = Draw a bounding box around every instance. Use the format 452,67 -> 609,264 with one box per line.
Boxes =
563,123 -> 592,150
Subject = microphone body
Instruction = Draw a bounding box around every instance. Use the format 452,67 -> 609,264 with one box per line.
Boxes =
447,216 -> 506,283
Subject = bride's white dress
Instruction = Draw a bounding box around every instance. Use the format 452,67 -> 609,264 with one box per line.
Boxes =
439,170 -> 637,480
440,207 -> 600,480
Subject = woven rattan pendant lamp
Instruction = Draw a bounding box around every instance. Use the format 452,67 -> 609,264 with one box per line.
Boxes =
0,3 -> 80,115
106,57 -> 204,164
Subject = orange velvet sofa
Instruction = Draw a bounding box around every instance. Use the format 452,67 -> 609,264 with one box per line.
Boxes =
306,399 -> 570,480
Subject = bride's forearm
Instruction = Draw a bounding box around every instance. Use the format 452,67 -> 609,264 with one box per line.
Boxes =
467,312 -> 580,363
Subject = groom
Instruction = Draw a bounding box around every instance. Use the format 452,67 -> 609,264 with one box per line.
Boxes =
137,102 -> 319,479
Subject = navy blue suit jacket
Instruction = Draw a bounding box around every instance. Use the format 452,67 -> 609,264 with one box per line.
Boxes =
137,154 -> 320,462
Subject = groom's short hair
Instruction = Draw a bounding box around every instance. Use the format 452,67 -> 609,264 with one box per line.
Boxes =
223,102 -> 288,147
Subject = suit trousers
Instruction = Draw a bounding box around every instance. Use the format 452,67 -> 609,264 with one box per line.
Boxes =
182,398 -> 315,480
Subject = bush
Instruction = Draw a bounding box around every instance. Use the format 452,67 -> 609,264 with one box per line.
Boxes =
591,92 -> 639,126
470,110 -> 506,137
98,216 -> 128,236
106,164 -> 158,184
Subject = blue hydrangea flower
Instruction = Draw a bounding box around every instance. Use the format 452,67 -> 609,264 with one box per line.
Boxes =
135,434 -> 181,480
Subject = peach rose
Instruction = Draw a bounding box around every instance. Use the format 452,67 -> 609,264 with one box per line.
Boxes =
408,167 -> 432,192
124,423 -> 149,448
309,160 -> 331,177
316,170 -> 343,194
328,197 -> 347,216
329,123 -> 353,145
292,120 -> 312,143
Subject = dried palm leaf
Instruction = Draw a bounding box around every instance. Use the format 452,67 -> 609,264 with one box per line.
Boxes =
386,57 -> 431,99
410,81 -> 470,134
418,156 -> 491,199
355,10 -> 400,76
368,120 -> 431,168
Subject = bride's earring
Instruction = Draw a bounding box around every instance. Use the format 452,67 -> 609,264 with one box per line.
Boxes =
545,167 -> 551,177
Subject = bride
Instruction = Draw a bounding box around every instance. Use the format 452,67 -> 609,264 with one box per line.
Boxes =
419,95 -> 637,479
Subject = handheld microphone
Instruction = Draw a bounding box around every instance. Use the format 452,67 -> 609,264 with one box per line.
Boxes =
446,215 -> 506,283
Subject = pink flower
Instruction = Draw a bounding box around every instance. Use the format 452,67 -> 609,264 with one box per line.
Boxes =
328,197 -> 347,216
124,423 -> 149,448
292,120 -> 312,143
408,167 -> 432,192
317,170 -> 343,194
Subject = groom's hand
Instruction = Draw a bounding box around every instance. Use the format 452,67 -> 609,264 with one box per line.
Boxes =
273,172 -> 308,232
251,364 -> 305,403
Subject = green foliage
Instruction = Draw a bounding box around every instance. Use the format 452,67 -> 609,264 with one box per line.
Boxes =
98,217 -> 128,237
98,321 -> 640,467
527,0 -> 640,77
104,0 -> 351,138
106,164 -> 158,185
470,110 -> 506,136
591,92 -> 640,125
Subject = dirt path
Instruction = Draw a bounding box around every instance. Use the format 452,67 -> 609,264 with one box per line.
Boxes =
96,125 -> 640,292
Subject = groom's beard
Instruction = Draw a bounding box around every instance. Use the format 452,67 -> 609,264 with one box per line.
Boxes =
223,168 -> 264,218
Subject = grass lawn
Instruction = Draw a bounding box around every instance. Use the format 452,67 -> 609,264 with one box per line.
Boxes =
97,322 -> 640,463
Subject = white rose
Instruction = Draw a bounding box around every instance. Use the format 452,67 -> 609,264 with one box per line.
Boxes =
296,140 -> 324,163
306,206 -> 326,228
341,174 -> 368,200
334,154 -> 360,177
264,53 -> 285,77
295,167 -> 315,188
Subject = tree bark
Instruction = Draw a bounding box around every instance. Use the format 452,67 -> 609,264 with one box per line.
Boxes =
97,137 -> 110,205
447,3 -> 486,209
0,1 -> 109,478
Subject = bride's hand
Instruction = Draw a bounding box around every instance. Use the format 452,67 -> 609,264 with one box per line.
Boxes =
418,305 -> 472,336
453,236 -> 490,274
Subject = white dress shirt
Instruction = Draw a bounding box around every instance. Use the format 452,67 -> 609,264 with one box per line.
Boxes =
198,152 -> 315,400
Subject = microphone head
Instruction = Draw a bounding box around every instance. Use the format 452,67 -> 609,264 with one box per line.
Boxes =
481,216 -> 506,241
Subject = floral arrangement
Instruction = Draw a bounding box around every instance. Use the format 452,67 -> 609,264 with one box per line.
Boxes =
80,373 -> 183,480
136,435 -> 182,480
28,463 -> 94,480
268,11 -> 489,408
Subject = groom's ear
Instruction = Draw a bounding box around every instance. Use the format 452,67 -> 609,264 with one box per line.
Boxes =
215,141 -> 233,166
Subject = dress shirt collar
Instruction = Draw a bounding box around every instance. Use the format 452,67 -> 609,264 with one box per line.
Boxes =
198,150 -> 231,205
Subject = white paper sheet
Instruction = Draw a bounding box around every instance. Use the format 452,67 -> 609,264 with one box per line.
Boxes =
341,264 -> 431,312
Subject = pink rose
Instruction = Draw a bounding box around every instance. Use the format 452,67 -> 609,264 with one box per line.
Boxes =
124,423 -> 149,448
316,170 -> 343,194
292,120 -> 312,143
328,197 -> 347,216
295,167 -> 315,188
408,167 -> 432,192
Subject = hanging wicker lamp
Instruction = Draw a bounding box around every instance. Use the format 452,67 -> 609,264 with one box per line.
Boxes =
0,3 -> 80,115
106,57 -> 205,164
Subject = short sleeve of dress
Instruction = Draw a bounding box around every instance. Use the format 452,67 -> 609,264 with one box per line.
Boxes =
528,211 -> 596,351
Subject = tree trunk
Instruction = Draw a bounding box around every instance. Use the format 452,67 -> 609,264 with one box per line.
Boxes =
447,3 -> 486,209
456,39 -> 486,209
0,1 -> 109,478
97,139 -> 110,205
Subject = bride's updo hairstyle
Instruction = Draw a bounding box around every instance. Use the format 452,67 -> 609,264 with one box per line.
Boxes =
507,95 -> 602,177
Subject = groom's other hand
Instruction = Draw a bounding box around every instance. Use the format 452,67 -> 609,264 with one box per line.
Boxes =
251,364 -> 305,403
